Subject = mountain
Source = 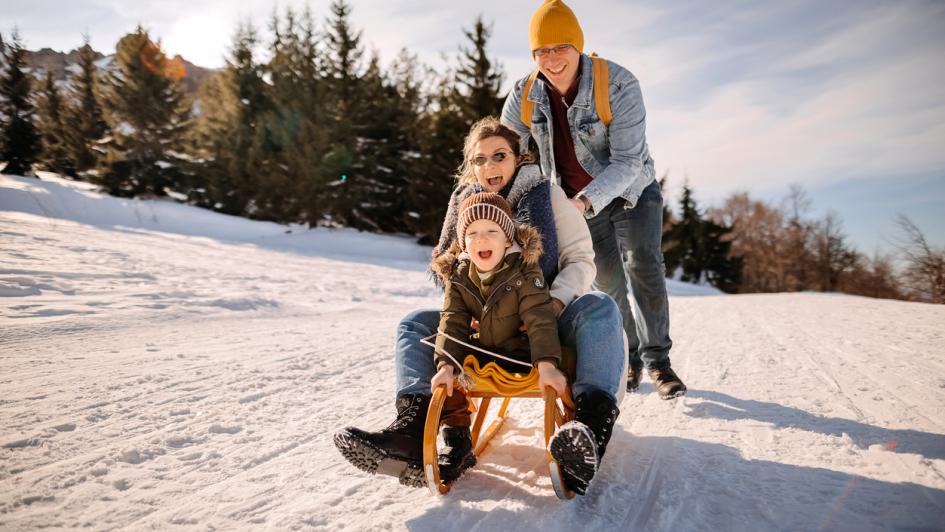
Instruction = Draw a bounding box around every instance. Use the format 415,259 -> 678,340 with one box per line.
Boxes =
23,46 -> 215,94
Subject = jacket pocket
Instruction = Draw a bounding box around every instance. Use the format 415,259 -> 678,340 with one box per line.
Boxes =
577,120 -> 609,159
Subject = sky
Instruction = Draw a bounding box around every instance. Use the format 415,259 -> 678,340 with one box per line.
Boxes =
3,0 -> 944,254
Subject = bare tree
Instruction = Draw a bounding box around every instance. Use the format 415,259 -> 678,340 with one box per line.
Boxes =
811,211 -> 857,292
894,215 -> 945,304
782,184 -> 815,290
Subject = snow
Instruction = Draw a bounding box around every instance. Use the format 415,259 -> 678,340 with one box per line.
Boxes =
2,173 -> 944,531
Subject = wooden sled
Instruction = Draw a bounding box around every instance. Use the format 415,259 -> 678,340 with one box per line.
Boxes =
421,354 -> 576,499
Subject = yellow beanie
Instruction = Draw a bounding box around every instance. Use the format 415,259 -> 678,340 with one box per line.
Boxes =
529,0 -> 584,54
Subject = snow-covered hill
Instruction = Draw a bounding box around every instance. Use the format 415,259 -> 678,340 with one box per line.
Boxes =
1,174 -> 943,531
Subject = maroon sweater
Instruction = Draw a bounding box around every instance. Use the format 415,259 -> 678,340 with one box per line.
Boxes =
546,70 -> 594,198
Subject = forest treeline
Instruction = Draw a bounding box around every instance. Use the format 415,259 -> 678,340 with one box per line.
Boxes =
1,2 -> 942,302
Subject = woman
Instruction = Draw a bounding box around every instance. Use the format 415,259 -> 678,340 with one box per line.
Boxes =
334,117 -> 627,496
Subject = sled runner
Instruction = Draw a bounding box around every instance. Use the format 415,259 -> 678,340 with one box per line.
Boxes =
421,353 -> 577,499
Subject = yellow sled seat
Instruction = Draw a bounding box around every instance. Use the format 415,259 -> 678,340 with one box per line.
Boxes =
422,354 -> 576,499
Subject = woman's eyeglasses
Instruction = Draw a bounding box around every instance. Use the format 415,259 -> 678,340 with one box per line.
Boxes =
533,44 -> 573,57
471,151 -> 513,166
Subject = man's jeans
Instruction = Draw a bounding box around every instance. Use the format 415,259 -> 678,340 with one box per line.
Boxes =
585,180 -> 673,370
394,292 -> 626,402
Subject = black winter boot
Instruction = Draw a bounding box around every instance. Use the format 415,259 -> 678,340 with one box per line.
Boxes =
626,360 -> 643,392
648,366 -> 687,400
548,390 -> 620,495
334,394 -> 430,488
437,426 -> 476,483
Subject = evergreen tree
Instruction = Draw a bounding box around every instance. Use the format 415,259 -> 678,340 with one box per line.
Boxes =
0,30 -> 40,176
193,21 -> 269,215
97,27 -> 191,196
664,182 -> 703,280
351,49 -> 428,233
454,16 -> 504,126
256,7 -> 326,223
66,38 -> 108,174
407,74 -> 468,244
403,15 -> 505,242
320,0 -> 366,227
35,70 -> 74,175
665,182 -> 742,291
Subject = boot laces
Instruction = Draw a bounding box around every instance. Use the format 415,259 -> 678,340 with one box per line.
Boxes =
386,398 -> 421,432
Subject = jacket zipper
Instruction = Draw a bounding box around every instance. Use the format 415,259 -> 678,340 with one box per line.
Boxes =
454,275 -> 519,320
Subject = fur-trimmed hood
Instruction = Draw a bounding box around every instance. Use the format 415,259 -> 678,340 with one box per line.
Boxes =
431,224 -> 543,284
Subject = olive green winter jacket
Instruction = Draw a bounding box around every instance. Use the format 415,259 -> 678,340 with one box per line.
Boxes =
431,225 -> 561,373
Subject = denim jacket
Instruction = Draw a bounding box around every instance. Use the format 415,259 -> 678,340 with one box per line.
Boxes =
501,54 -> 656,217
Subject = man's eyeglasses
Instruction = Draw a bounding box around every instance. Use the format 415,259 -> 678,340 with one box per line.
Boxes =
471,151 -> 513,166
533,44 -> 573,57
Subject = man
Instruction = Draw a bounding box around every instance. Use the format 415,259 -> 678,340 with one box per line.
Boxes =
501,0 -> 686,399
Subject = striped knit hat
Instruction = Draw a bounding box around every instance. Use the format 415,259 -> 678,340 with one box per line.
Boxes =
457,193 -> 516,251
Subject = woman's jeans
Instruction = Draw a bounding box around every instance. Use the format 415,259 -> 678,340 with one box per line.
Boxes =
394,291 -> 626,402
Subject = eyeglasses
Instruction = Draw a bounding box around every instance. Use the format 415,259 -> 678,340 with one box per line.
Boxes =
471,151 -> 513,166
533,44 -> 573,57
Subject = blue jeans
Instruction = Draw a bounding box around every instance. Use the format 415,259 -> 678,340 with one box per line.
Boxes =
394,292 -> 625,401
585,180 -> 673,370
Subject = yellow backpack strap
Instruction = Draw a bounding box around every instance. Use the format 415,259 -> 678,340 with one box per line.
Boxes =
520,69 -> 541,129
590,53 -> 613,126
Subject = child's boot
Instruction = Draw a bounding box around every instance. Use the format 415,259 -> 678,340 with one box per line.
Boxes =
334,394 -> 430,488
548,389 -> 619,495
438,426 -> 476,482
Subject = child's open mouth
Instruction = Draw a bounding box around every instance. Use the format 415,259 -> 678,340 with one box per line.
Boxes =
478,250 -> 493,259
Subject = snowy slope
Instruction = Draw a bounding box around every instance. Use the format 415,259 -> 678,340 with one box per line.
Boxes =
1,174 -> 943,531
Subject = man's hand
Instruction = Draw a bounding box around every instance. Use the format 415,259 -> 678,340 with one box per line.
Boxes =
551,298 -> 566,317
537,361 -> 567,397
431,365 -> 455,396
568,196 -> 587,214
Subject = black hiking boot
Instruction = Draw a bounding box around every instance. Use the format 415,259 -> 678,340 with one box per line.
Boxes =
648,366 -> 687,400
334,394 -> 430,488
626,360 -> 643,392
437,426 -> 476,483
548,390 -> 619,495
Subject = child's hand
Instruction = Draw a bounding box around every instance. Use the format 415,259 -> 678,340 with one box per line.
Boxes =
431,365 -> 456,396
537,361 -> 567,397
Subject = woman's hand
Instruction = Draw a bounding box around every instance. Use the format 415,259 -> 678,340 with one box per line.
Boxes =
431,365 -> 456,396
537,361 -> 567,397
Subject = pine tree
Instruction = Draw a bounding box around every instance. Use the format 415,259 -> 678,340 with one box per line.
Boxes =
97,27 -> 191,196
35,70 -> 74,175
193,21 -> 270,215
66,38 -> 108,174
0,30 -> 41,176
320,0 -> 366,227
454,16 -> 504,126
402,15 -> 505,242
665,182 -> 742,291
664,183 -> 703,280
407,75 -> 468,244
255,6 -> 326,223
351,49 -> 427,233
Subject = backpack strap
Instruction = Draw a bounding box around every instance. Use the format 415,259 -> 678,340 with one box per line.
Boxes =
521,54 -> 612,128
520,68 -> 541,129
589,53 -> 612,126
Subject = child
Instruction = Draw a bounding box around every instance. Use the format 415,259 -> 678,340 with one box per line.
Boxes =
428,192 -> 568,482
334,192 -> 570,488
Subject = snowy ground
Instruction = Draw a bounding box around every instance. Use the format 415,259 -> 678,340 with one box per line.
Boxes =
2,173 -> 944,531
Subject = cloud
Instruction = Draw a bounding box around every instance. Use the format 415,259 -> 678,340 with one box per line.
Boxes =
640,1 -> 945,201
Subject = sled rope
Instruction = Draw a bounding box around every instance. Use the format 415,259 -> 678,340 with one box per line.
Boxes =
420,332 -> 534,389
